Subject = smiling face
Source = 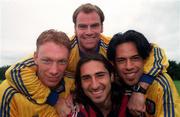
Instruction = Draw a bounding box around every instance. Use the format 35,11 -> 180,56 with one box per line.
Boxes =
80,60 -> 112,105
74,11 -> 103,52
34,41 -> 69,88
115,42 -> 144,86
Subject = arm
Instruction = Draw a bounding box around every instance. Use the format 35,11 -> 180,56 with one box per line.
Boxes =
5,56 -> 58,105
146,73 -> 178,116
55,94 -> 73,117
128,44 -> 169,113
144,43 -> 169,76
139,43 -> 169,88
11,92 -> 59,117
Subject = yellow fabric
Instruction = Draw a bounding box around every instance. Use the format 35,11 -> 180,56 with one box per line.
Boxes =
144,43 -> 169,76
0,80 -> 58,117
145,73 -> 180,117
5,56 -> 50,104
60,77 -> 75,98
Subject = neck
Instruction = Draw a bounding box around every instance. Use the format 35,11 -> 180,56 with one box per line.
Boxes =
79,46 -> 97,54
96,95 -> 112,117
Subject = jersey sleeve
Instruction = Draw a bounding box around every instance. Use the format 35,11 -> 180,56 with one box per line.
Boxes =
0,84 -> 59,117
140,43 -> 169,84
5,56 -> 52,104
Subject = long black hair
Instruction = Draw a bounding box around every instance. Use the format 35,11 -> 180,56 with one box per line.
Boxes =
107,30 -> 152,62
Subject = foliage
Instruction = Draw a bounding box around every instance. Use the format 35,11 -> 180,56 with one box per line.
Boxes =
174,80 -> 180,94
167,60 -> 180,80
0,65 -> 10,81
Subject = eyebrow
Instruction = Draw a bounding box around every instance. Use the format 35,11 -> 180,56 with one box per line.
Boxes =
81,71 -> 108,77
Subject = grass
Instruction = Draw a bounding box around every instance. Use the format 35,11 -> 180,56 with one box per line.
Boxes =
174,80 -> 180,94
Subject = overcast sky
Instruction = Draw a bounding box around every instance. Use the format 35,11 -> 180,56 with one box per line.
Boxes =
0,0 -> 180,66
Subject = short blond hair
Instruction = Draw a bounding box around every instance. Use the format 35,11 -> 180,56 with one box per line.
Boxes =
36,29 -> 71,51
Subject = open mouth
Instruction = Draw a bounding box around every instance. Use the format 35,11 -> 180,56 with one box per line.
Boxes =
91,90 -> 104,98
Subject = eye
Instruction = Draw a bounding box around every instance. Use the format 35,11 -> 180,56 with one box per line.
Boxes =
81,76 -> 91,81
131,56 -> 142,61
116,58 -> 125,64
78,24 -> 87,29
41,59 -> 51,64
91,23 -> 100,29
58,59 -> 68,65
95,72 -> 107,79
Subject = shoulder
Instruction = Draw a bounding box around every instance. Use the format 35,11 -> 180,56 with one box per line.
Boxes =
99,34 -> 112,44
5,54 -> 37,78
8,54 -> 35,70
0,81 -> 18,114
70,35 -> 78,49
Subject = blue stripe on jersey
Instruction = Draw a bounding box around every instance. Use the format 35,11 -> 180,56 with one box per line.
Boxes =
155,74 -> 175,117
71,38 -> 78,49
100,39 -> 108,49
10,58 -> 36,104
148,47 -> 163,76
11,58 -> 33,96
0,87 -> 17,117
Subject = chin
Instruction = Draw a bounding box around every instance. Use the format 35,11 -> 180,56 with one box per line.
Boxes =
93,99 -> 104,104
47,83 -> 58,88
125,81 -> 136,86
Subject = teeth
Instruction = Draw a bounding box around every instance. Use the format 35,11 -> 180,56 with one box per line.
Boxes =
91,90 -> 103,95
126,73 -> 135,77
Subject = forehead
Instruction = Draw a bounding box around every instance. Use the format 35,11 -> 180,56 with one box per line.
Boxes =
76,11 -> 101,23
80,60 -> 107,75
37,42 -> 69,57
116,42 -> 138,57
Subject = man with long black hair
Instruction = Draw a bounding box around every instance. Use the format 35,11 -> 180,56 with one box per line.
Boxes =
107,30 -> 179,116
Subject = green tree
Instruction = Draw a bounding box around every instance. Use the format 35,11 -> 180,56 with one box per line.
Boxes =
0,65 -> 10,81
167,60 -> 180,80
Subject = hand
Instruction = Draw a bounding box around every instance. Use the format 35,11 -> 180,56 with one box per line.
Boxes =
55,95 -> 73,117
128,92 -> 146,116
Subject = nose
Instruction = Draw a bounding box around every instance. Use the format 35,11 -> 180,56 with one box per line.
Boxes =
49,63 -> 59,75
86,26 -> 93,35
90,77 -> 99,89
126,60 -> 134,70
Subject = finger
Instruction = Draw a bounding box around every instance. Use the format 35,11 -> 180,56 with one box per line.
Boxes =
60,111 -> 66,117
129,110 -> 142,117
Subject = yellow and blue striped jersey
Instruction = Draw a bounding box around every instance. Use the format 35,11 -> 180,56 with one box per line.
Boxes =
0,80 -> 59,117
145,73 -> 180,117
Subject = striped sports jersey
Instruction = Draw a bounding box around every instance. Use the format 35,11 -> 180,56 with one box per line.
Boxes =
0,80 -> 59,117
145,73 -> 180,117
5,34 -> 169,105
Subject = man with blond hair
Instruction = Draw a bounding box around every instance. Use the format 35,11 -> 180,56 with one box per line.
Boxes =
0,29 -> 71,116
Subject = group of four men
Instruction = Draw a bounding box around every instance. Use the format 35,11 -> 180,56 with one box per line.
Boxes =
0,3 -> 179,117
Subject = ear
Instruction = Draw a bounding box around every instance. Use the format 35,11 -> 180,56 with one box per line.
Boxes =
110,73 -> 114,82
33,51 -> 38,65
